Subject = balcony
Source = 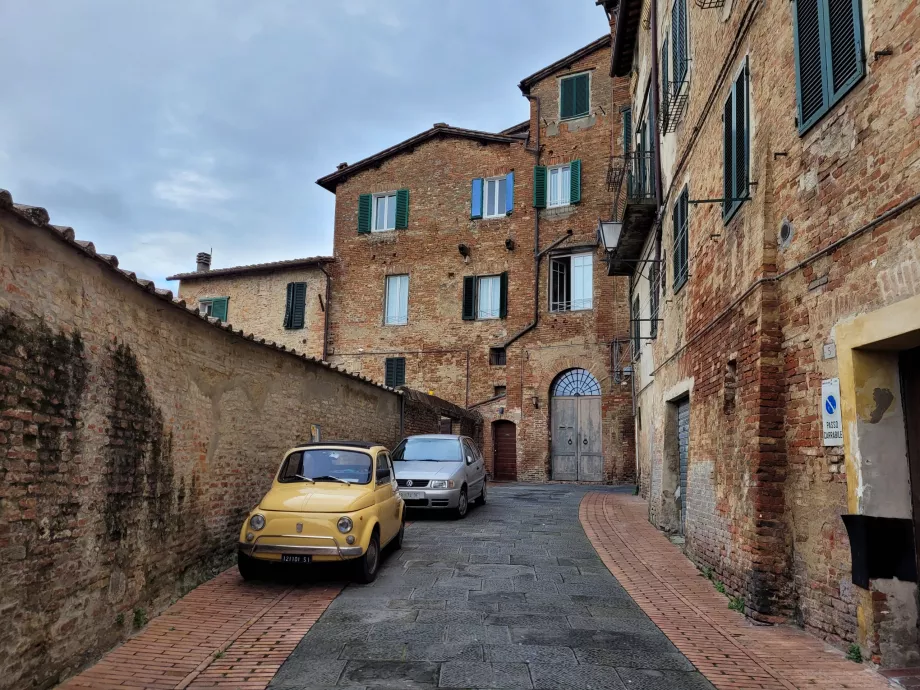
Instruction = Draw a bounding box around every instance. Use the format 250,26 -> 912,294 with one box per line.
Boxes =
605,151 -> 658,276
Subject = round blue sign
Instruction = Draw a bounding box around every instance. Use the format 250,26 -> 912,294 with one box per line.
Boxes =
825,395 -> 837,415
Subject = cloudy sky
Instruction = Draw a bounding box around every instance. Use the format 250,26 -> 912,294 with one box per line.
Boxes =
0,1 -> 606,286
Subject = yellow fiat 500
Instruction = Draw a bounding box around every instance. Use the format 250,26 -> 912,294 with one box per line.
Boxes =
238,441 -> 405,583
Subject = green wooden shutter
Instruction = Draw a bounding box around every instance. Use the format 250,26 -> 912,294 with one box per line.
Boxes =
569,160 -> 582,204
292,282 -> 307,329
533,166 -> 547,208
283,283 -> 294,328
734,67 -> 748,210
722,96 -> 732,217
385,358 -> 397,387
661,38 -> 670,127
395,189 -> 409,229
574,74 -> 590,117
462,276 -> 476,320
358,194 -> 372,233
395,358 -> 405,386
673,0 -> 688,84
211,297 -> 228,322
499,272 -> 508,319
650,262 -> 659,338
622,108 -> 632,154
560,76 -> 576,119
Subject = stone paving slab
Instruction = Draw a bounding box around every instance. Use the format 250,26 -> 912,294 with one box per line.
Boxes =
268,484 -> 711,690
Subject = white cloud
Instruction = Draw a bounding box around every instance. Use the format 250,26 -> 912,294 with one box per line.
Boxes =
153,170 -> 231,209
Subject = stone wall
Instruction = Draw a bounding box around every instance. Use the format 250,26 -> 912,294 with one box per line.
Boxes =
174,263 -> 329,359
0,196 -> 480,690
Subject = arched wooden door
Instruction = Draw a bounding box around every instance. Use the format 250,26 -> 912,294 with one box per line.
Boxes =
492,421 -> 517,481
551,369 -> 603,481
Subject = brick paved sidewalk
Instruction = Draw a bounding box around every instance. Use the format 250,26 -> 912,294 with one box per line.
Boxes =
58,569 -> 341,690
580,492 -> 893,690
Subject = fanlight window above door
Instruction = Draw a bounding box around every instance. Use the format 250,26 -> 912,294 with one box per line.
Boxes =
552,369 -> 601,397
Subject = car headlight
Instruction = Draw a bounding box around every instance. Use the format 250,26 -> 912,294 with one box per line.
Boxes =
429,480 -> 455,489
249,514 -> 265,531
337,516 -> 353,533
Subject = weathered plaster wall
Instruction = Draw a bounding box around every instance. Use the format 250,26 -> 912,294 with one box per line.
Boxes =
175,265 -> 328,358
0,202 -> 478,690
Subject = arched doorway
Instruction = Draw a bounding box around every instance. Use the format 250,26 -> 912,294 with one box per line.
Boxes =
551,368 -> 603,481
492,420 -> 517,481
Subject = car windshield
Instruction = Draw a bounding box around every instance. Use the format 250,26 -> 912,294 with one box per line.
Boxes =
278,449 -> 372,484
392,438 -> 462,462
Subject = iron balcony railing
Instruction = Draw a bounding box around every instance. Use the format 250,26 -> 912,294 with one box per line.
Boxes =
612,150 -> 657,221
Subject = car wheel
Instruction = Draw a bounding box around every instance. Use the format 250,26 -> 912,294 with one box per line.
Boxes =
354,530 -> 381,584
476,478 -> 488,506
394,512 -> 405,550
237,551 -> 265,581
455,487 -> 469,520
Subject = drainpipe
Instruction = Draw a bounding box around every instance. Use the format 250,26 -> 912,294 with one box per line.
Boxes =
650,0 -> 665,300
319,264 -> 332,361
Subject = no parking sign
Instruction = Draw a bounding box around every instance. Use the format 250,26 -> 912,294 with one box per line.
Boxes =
822,378 -> 843,446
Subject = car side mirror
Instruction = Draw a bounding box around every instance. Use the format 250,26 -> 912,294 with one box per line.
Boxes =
466,455 -> 474,466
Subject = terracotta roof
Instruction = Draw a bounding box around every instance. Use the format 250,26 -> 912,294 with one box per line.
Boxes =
316,124 -> 522,192
499,120 -> 531,136
518,35 -> 612,93
0,188 -> 398,394
166,256 -> 333,281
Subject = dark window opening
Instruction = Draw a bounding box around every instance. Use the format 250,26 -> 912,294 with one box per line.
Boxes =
494,385 -> 507,397
724,359 -> 737,415
490,348 -> 507,366
385,357 -> 406,388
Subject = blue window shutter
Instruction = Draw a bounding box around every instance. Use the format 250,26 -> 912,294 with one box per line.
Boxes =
395,189 -> 409,229
533,166 -> 547,208
358,194 -> 372,233
505,172 -> 514,215
471,178 -> 483,219
569,160 -> 582,204
826,0 -> 864,98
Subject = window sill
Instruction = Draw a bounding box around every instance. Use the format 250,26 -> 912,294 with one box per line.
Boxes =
548,307 -> 593,315
476,214 -> 512,221
371,228 -> 398,233
383,322 -> 408,327
559,113 -> 591,122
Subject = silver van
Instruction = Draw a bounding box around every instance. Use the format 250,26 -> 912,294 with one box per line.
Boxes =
391,435 -> 487,518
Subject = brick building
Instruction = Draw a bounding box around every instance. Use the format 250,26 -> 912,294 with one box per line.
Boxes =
599,0 -> 920,667
169,254 -> 332,358
316,37 -> 636,483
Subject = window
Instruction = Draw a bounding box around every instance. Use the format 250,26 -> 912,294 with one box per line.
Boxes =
484,177 -> 508,218
373,192 -> 397,231
198,297 -> 228,322
375,452 -> 392,483
490,348 -> 507,366
463,273 -> 508,320
358,190 -> 409,233
549,253 -> 593,312
560,72 -> 590,119
283,282 -> 307,330
477,276 -> 501,320
548,165 -> 571,207
384,357 -> 405,388
792,0 -> 864,133
673,187 -> 690,291
632,295 -> 641,357
384,274 -> 409,325
494,385 -> 507,396
279,449 -> 372,485
723,63 -> 749,222
392,437 -> 462,462
724,359 -> 738,415
649,262 -> 660,339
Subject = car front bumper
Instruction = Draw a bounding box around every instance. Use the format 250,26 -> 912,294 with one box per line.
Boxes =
239,534 -> 364,561
398,487 -> 462,509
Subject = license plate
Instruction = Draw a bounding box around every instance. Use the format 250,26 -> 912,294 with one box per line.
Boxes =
401,491 -> 425,500
281,554 -> 312,564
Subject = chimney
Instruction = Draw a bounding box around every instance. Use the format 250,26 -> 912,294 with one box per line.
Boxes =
196,252 -> 211,273
336,162 -> 348,170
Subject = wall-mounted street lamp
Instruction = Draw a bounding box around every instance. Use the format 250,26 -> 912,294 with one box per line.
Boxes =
597,220 -> 623,252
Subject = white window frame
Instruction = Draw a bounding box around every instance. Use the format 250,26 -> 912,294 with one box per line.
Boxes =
384,274 -> 409,325
549,252 -> 593,312
198,300 -> 215,316
547,164 -> 571,208
372,192 -> 398,232
483,176 -> 507,219
476,275 -> 501,320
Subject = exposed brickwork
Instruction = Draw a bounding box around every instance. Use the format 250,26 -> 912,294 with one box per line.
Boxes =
0,206 -> 479,690
580,491 -> 893,689
175,265 -> 329,358
57,569 -> 341,690
325,42 -> 635,484
619,0 -> 920,661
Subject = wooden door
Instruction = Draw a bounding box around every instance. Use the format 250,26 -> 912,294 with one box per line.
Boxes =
493,421 -> 517,481
578,397 -> 604,481
552,398 -> 579,480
